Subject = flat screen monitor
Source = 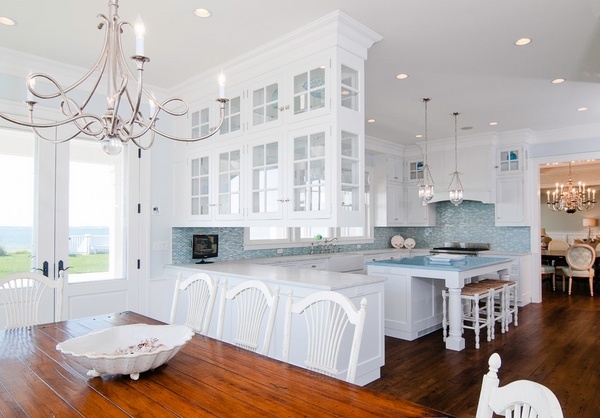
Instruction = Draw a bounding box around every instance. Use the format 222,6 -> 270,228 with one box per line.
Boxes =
192,234 -> 218,264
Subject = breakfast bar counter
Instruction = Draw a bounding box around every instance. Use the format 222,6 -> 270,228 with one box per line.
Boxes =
164,262 -> 386,386
367,255 -> 513,351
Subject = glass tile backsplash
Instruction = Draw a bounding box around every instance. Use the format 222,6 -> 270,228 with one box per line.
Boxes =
172,201 -> 530,264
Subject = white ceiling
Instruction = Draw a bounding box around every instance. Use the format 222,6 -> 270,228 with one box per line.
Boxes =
2,0 -> 600,146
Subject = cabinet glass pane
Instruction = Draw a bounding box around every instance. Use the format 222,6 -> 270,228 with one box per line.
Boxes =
230,173 -> 240,193
253,107 -> 265,125
191,197 -> 199,215
266,190 -> 278,212
219,153 -> 229,172
192,111 -> 199,127
253,169 -> 264,189
220,96 -> 241,135
409,161 -> 424,180
294,187 -> 307,211
341,159 -> 358,184
341,186 -> 359,210
294,73 -> 308,95
200,157 -> 209,175
341,132 -> 358,157
309,132 -> 325,158
200,197 -> 209,215
230,150 -> 240,170
266,166 -> 278,188
266,142 -> 278,165
294,161 -> 307,186
219,174 -> 229,193
310,159 -> 325,184
293,67 -> 326,114
191,159 -> 199,177
200,177 -> 209,195
253,145 -> 264,167
341,90 -> 358,110
309,186 -> 325,210
191,178 -> 199,196
294,136 -> 308,161
253,88 -> 265,107
341,65 -> 358,88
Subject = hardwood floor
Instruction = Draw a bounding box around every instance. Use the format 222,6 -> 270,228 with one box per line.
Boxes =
365,282 -> 600,417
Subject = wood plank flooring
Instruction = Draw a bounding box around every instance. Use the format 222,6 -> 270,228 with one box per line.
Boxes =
365,283 -> 600,417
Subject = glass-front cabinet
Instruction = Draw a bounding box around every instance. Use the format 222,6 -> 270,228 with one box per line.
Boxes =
497,146 -> 522,174
247,135 -> 283,220
288,126 -> 330,220
171,14 -> 380,227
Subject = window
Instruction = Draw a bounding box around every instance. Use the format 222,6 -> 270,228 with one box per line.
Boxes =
244,168 -> 373,249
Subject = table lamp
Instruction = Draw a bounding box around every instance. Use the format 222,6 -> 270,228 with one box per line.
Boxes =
582,218 -> 597,241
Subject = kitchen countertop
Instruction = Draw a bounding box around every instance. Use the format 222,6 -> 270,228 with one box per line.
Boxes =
366,255 -> 515,272
166,260 -> 386,290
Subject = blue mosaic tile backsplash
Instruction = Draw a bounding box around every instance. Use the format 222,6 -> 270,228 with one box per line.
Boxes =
172,201 -> 530,264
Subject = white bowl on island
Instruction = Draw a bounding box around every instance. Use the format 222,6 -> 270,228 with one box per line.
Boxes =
56,323 -> 194,380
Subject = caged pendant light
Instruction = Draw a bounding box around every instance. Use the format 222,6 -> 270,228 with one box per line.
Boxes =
418,98 -> 435,205
448,112 -> 464,206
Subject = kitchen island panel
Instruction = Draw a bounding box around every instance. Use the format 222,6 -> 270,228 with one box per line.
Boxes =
164,263 -> 385,386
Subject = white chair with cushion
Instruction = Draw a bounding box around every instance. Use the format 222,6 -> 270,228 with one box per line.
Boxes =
0,271 -> 64,329
217,279 -> 279,356
170,272 -> 218,335
282,290 -> 367,384
541,264 -> 557,291
476,353 -> 563,418
560,243 -> 596,296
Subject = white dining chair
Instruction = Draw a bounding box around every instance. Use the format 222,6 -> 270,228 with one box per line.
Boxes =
217,279 -> 279,356
282,290 -> 367,384
476,353 -> 563,418
0,271 -> 64,329
560,243 -> 596,296
170,272 -> 218,335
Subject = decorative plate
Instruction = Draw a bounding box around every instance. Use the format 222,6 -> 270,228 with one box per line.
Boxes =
404,238 -> 416,249
391,235 -> 404,249
56,324 -> 194,380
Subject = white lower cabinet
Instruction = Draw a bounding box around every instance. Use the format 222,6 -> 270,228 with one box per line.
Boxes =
367,264 -> 445,340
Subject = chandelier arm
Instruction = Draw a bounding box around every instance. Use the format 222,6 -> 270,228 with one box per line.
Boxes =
129,129 -> 155,151
149,99 -> 228,142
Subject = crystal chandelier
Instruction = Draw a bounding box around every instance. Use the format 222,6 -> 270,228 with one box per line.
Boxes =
0,0 -> 228,155
448,112 -> 464,206
546,163 -> 596,213
418,98 -> 435,205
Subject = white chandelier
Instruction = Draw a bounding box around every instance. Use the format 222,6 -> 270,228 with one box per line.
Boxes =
0,0 -> 228,155
448,112 -> 464,206
546,163 -> 596,213
418,97 -> 435,205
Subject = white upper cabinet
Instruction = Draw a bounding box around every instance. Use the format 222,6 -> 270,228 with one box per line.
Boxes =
496,146 -> 523,175
171,11 -> 381,227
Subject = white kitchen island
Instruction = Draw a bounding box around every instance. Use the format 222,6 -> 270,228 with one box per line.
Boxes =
164,261 -> 385,386
366,256 -> 513,351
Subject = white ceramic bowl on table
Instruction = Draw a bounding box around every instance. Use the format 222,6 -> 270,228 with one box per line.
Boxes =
56,323 -> 194,380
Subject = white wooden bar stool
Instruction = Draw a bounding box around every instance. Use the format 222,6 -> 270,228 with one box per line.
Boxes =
477,278 -> 518,334
443,283 -> 491,349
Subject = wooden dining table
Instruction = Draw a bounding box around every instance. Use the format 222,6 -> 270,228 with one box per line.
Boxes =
0,311 -> 454,417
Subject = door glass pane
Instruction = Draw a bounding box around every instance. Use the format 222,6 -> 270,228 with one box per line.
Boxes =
68,140 -> 126,283
0,129 -> 35,275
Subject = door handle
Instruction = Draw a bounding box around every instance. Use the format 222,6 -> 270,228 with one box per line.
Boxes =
58,259 -> 71,273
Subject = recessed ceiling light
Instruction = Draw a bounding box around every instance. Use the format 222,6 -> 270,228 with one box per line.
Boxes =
367,119 -> 376,123
461,126 -> 473,130
551,78 -> 566,84
194,8 -> 212,18
415,134 -> 423,138
0,17 -> 17,26
489,121 -> 498,126
514,38 -> 531,46
395,73 -> 409,80
577,107 -> 588,112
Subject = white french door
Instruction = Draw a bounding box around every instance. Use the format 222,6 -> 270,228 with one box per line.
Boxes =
0,124 -> 141,324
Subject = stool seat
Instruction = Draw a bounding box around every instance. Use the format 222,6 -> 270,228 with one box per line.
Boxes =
476,278 -> 518,335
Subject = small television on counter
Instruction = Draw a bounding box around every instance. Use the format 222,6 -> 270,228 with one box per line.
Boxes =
192,234 -> 218,264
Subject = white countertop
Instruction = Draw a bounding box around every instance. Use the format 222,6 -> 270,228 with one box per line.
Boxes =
166,260 -> 385,291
